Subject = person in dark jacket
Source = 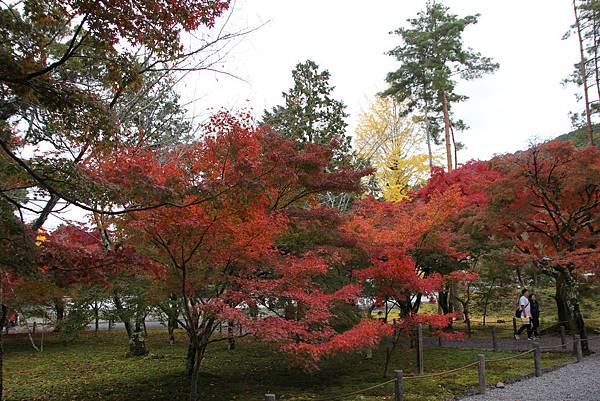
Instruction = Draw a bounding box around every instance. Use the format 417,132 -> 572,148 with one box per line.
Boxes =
530,293 -> 540,339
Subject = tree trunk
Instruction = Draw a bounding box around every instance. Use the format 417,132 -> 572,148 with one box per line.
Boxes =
464,304 -> 472,338
411,294 -> 422,314
93,302 -> 99,334
424,106 -> 434,173
450,123 -> 458,169
366,303 -> 376,320
438,290 -> 452,315
482,279 -> 495,326
441,91 -> 453,172
384,299 -> 389,323
53,298 -> 65,332
188,341 -> 207,401
168,316 -> 177,345
515,267 -> 524,287
574,0 -> 595,147
30,195 -> 60,232
382,329 -> 402,378
296,302 -> 307,320
555,292 -> 570,329
186,340 -> 197,377
168,326 -> 175,345
186,327 -> 212,401
161,295 -> 180,345
450,282 -> 464,321
555,268 -> 589,353
127,329 -> 148,357
594,10 -> 600,115
382,298 -> 418,378
382,338 -> 394,378
127,318 -> 148,357
113,294 -> 149,357
227,322 -> 235,350
284,303 -> 295,320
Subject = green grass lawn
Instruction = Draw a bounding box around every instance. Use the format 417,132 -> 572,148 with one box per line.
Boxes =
3,329 -> 574,401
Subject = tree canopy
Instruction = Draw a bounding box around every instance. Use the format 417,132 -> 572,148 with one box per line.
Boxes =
384,0 -> 498,171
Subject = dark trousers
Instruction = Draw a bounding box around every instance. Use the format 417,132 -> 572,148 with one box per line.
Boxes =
517,322 -> 532,338
532,316 -> 540,336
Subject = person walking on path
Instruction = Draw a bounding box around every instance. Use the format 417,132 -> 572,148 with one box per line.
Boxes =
515,288 -> 533,340
530,293 -> 540,340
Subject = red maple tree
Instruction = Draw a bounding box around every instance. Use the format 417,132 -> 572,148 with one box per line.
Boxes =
485,141 -> 600,352
93,112 -> 388,401
344,189 -> 469,377
410,161 -> 500,318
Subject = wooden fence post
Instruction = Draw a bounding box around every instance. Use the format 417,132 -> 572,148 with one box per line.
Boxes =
560,326 -> 567,350
239,324 -> 243,336
512,317 -> 517,335
264,394 -> 276,401
438,335 -> 442,347
416,323 -> 424,375
394,370 -> 403,401
478,354 -> 486,394
32,321 -> 37,334
575,335 -> 583,363
533,344 -> 542,377
491,326 -> 498,352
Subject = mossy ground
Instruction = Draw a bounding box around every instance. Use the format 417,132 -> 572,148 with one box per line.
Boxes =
3,328 -> 573,401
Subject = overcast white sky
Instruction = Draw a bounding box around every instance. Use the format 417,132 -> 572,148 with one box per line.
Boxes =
184,0 -> 580,162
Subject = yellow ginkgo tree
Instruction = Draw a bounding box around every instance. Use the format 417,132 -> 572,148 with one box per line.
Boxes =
354,97 -> 439,201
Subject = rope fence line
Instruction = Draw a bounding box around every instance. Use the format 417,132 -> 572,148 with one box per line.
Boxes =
308,378 -> 396,401
539,342 -> 572,351
306,361 -> 482,401
286,351 -> 529,401
293,356 -> 486,401
267,331 -> 600,401
485,349 -> 534,363
403,360 -> 479,380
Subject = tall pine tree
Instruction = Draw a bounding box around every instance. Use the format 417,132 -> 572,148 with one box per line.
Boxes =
564,0 -> 600,147
383,1 -> 498,172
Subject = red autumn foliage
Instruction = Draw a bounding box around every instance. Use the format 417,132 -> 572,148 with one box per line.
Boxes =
487,141 -> 600,275
346,186 -> 468,311
86,112 -> 370,211
432,141 -> 600,350
416,161 -> 500,207
36,225 -> 157,287
276,319 -> 393,367
28,0 -> 230,57
89,111 -> 385,394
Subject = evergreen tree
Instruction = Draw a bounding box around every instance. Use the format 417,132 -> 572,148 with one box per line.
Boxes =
564,0 -> 600,147
263,60 -> 351,162
383,1 -> 498,172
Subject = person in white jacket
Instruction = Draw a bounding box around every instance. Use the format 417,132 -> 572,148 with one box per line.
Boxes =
514,288 -> 533,340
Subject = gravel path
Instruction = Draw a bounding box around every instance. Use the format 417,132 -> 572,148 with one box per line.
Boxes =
460,354 -> 600,401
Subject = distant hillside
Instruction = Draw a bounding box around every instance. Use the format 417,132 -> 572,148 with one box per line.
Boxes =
556,125 -> 600,148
